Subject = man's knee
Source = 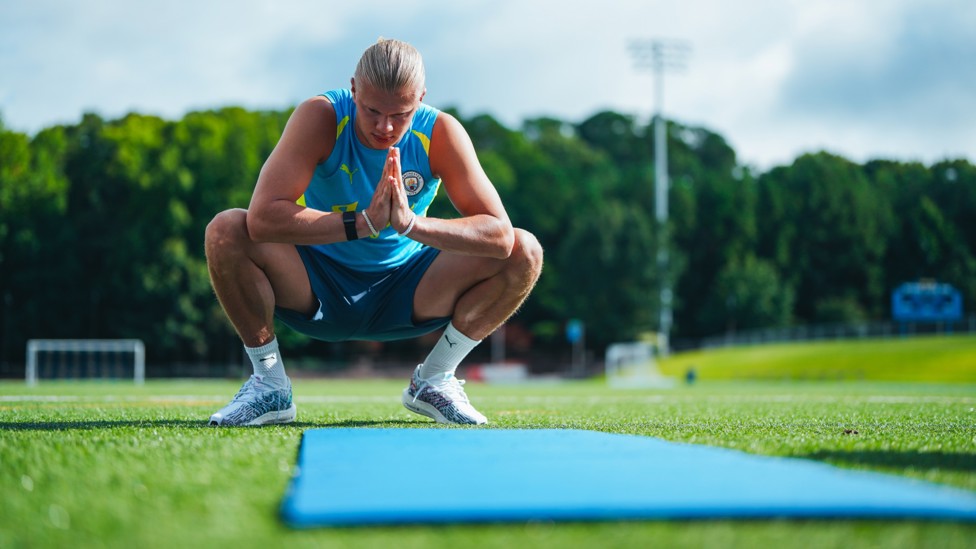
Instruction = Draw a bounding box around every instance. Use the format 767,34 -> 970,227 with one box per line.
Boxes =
205,209 -> 249,260
511,228 -> 544,279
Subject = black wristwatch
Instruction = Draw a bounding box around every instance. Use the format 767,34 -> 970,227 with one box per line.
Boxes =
342,211 -> 358,241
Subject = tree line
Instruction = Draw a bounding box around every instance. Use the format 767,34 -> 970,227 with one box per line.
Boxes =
1,106 -> 973,370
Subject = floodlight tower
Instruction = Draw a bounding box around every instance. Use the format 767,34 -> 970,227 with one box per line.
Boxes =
629,38 -> 690,355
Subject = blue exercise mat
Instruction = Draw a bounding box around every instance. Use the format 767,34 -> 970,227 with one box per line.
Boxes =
280,428 -> 976,526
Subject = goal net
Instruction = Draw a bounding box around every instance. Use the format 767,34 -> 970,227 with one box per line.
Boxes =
26,339 -> 145,386
605,341 -> 673,389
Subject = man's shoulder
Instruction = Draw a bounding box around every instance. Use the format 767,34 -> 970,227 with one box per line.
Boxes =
321,88 -> 353,105
293,96 -> 337,128
277,96 -> 337,162
429,110 -> 471,149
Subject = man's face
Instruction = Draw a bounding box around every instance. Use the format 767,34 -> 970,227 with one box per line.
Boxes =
350,79 -> 425,150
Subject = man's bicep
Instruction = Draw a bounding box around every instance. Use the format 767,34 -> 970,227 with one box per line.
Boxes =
255,145 -> 314,204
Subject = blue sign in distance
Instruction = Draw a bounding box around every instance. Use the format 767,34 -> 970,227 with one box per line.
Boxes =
566,319 -> 584,344
891,282 -> 963,322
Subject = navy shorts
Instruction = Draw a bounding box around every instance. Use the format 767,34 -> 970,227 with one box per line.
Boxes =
274,245 -> 451,342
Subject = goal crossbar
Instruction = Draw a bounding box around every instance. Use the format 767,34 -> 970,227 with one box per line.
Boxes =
26,339 -> 145,386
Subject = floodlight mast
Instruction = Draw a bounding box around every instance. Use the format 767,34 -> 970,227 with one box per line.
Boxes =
629,38 -> 690,356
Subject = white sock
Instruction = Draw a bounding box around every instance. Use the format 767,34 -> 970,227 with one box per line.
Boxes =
419,322 -> 480,379
245,338 -> 287,385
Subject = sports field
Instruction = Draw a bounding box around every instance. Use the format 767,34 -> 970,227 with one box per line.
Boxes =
2,337 -> 975,548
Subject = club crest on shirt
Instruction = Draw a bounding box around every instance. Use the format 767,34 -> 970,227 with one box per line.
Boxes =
403,171 -> 424,196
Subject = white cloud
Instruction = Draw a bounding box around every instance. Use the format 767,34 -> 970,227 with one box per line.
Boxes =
1,0 -> 973,170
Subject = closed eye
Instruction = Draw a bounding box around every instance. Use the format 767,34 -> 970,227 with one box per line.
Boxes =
367,108 -> 411,119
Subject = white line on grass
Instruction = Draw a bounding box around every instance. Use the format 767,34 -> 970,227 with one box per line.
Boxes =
481,395 -> 976,405
0,395 -> 397,404
2,394 -> 974,405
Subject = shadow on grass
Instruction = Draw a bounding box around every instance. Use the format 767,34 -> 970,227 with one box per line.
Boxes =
0,418 -> 428,431
803,450 -> 976,473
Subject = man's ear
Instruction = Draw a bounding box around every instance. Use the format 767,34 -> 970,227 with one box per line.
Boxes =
419,88 -> 427,102
350,77 -> 356,95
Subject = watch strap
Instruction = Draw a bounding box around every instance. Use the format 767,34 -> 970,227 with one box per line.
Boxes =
342,211 -> 358,241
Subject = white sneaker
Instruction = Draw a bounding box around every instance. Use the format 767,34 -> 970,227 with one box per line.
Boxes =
402,365 -> 487,425
209,375 -> 296,426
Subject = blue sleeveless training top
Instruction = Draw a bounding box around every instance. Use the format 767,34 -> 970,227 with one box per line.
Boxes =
301,88 -> 442,273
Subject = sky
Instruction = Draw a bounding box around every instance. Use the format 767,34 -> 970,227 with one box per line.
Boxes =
1,0 -> 973,170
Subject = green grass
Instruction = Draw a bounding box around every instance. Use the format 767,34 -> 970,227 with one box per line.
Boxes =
2,375 -> 974,548
660,334 -> 976,383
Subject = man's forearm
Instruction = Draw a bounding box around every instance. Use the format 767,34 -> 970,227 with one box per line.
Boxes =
405,214 -> 515,259
245,200 -> 370,244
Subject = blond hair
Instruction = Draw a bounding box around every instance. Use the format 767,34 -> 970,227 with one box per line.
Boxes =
354,38 -> 426,94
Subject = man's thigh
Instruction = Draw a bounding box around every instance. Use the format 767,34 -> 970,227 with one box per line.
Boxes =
251,240 -> 316,316
412,250 -> 506,322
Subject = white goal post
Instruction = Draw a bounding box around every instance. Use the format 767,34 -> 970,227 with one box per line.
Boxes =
605,341 -> 674,389
26,339 -> 145,386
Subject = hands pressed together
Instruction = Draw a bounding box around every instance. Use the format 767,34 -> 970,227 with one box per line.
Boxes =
363,147 -> 416,236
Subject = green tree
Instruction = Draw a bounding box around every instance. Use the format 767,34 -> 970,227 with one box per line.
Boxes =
461,112 -> 632,346
555,200 -> 658,349
666,123 -> 755,337
0,120 -> 70,368
577,111 -> 653,215
866,158 -> 976,318
55,114 -> 198,353
5,104 -> 976,368
757,152 -> 893,322
919,160 -> 976,312
698,256 -> 794,334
